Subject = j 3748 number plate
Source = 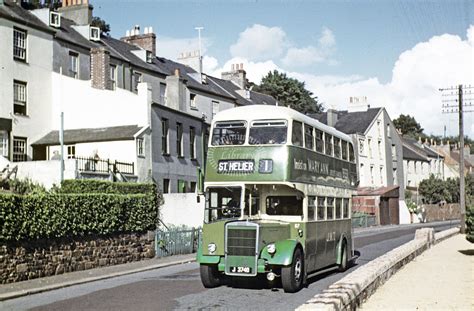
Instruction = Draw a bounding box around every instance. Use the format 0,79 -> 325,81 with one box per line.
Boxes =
230,266 -> 252,274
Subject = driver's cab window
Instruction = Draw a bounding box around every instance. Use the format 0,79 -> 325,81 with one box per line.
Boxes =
265,196 -> 303,216
205,187 -> 241,222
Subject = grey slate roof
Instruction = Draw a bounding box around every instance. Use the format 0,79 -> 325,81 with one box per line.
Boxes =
0,0 -> 55,33
403,145 -> 429,162
207,76 -> 278,106
403,137 -> 444,159
309,108 -> 382,135
32,125 -> 142,146
54,17 -> 100,49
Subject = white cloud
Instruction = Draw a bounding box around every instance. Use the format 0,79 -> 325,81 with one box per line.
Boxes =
281,27 -> 337,68
203,55 -> 219,73
217,25 -> 474,137
229,24 -> 288,61
156,35 -> 212,60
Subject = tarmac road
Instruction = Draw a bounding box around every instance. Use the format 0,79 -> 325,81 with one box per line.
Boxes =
1,221 -> 458,311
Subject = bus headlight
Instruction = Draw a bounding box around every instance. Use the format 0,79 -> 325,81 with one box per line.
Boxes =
267,243 -> 276,255
208,243 -> 216,254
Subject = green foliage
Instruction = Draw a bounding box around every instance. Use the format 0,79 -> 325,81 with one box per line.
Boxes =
0,193 -> 158,242
59,179 -> 156,195
91,16 -> 111,35
253,70 -> 323,114
393,114 -> 423,137
418,175 -> 451,204
3,178 -> 46,195
418,174 -> 474,204
466,206 -> 474,243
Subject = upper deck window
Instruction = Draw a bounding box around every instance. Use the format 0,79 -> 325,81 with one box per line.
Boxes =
334,137 -> 341,158
325,133 -> 333,156
315,129 -> 324,153
249,120 -> 287,145
304,124 -> 314,150
349,143 -> 355,162
292,121 -> 303,147
211,121 -> 246,146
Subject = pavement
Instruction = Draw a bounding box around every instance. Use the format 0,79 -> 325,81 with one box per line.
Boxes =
360,234 -> 474,311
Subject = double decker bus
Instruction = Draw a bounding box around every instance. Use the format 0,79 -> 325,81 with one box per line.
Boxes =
197,105 -> 358,292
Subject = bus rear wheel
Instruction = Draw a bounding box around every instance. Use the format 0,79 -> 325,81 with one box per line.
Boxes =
338,241 -> 348,272
281,247 -> 304,293
200,264 -> 221,288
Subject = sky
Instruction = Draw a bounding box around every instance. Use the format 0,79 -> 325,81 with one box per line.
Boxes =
92,0 -> 474,138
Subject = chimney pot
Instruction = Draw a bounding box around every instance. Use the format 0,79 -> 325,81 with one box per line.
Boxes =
149,26 -> 153,33
174,68 -> 180,77
240,63 -> 243,70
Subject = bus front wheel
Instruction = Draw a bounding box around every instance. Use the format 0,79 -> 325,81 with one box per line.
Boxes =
200,264 -> 221,288
281,247 -> 304,293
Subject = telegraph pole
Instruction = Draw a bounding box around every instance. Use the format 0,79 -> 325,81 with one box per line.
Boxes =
440,84 -> 473,233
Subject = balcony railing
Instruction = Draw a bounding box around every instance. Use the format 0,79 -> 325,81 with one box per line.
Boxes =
75,156 -> 134,175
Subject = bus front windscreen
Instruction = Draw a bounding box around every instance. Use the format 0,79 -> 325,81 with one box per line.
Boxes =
211,121 -> 246,145
249,120 -> 287,145
205,187 -> 242,223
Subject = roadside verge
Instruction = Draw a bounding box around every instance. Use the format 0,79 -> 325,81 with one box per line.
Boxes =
296,227 -> 459,311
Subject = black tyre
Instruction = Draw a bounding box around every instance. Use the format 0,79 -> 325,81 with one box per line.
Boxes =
200,264 -> 221,288
281,247 -> 304,293
338,241 -> 348,272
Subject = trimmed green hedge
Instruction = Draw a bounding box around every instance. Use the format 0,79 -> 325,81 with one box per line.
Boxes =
59,179 -> 156,195
0,193 -> 158,242
467,206 -> 474,243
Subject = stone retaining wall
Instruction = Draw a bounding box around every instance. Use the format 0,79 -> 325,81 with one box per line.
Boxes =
297,227 -> 459,311
0,232 -> 155,284
421,203 -> 460,223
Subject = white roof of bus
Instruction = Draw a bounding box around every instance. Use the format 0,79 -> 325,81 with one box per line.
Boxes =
213,105 -> 353,142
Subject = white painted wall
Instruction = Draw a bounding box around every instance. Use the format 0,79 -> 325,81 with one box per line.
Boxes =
160,193 -> 204,228
357,112 -> 387,187
50,73 -> 150,131
15,159 -> 76,188
48,140 -> 136,163
0,18 -> 53,159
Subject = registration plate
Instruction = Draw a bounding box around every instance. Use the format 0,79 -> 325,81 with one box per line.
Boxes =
230,266 -> 252,274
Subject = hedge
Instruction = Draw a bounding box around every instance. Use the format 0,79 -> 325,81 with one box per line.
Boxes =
467,206 -> 474,243
0,193 -> 158,242
59,179 -> 156,195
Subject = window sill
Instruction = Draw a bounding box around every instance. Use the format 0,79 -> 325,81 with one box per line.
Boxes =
190,106 -> 198,111
14,57 -> 27,64
162,153 -> 170,156
137,155 -> 145,158
177,155 -> 185,159
13,113 -> 29,118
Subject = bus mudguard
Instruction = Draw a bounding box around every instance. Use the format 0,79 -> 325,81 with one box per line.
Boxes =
260,239 -> 301,266
196,244 -> 220,264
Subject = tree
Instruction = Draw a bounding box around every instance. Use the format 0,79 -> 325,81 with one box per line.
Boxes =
418,175 -> 449,204
393,114 -> 423,137
252,70 -> 323,114
91,16 -> 111,35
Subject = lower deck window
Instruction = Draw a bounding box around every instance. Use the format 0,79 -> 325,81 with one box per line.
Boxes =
266,196 -> 302,216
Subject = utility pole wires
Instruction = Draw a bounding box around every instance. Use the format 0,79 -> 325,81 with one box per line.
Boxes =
440,84 -> 474,233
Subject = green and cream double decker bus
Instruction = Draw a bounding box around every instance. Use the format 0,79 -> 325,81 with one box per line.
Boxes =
197,105 -> 358,293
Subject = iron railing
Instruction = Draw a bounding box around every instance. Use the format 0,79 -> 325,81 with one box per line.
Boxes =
155,227 -> 201,258
352,214 -> 377,228
75,156 -> 134,175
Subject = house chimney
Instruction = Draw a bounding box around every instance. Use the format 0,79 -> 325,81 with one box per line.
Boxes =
177,49 -> 202,76
90,47 -> 111,90
327,109 -> 338,128
121,25 -> 156,55
221,63 -> 247,89
58,0 -> 92,25
347,96 -> 369,112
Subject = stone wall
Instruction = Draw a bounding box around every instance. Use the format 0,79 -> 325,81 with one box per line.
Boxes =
0,232 -> 155,284
421,203 -> 460,222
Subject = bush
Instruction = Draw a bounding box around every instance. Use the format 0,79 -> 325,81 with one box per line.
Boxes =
59,179 -> 156,195
467,206 -> 474,243
0,193 -> 158,242
3,178 -> 46,195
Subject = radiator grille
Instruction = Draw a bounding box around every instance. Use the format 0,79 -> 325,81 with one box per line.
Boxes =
226,228 -> 257,256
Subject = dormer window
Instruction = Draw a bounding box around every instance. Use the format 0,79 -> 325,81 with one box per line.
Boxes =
90,27 -> 100,41
146,51 -> 153,63
50,12 -> 61,28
